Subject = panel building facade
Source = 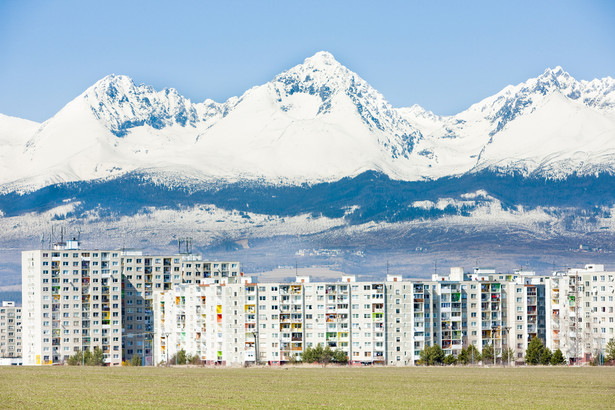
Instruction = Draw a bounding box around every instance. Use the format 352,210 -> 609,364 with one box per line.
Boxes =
22,241 -> 240,365
153,268 -> 556,366
0,301 -> 22,360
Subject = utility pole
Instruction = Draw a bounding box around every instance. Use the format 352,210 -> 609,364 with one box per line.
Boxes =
503,326 -> 511,366
573,273 -> 582,365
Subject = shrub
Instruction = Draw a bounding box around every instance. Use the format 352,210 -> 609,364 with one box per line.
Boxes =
188,354 -> 202,365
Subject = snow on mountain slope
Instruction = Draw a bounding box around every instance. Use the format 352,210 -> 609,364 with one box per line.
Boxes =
0,114 -> 40,187
475,91 -> 615,176
188,52 -> 429,181
15,93 -> 133,189
84,74 -> 227,137
0,113 -> 39,144
1,54 -> 615,192
405,66 -> 615,177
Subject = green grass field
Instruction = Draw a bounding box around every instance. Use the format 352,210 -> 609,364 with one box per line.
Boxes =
0,366 -> 613,408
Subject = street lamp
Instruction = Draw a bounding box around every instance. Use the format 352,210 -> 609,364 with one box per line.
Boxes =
491,326 -> 497,365
163,332 -> 170,365
598,320 -> 603,366
503,326 -> 511,366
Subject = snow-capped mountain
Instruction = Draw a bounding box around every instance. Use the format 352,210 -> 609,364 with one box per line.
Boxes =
0,114 -> 40,187
2,55 -> 615,284
1,52 -> 615,192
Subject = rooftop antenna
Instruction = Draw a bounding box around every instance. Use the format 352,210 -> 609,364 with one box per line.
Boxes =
386,260 -> 389,276
40,234 -> 45,249
295,260 -> 298,277
434,260 -> 437,275
178,237 -> 193,254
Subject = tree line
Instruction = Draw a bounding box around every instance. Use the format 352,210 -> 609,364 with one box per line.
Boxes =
419,337 -> 567,366
66,337 -> 615,367
299,344 -> 348,365
66,347 -> 105,366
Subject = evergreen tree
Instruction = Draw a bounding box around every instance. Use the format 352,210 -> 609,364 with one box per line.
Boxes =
466,344 -> 481,364
332,349 -> 348,364
322,345 -> 334,365
312,344 -> 324,362
176,349 -> 187,365
419,344 -> 444,366
501,347 -> 514,365
130,355 -> 142,366
540,347 -> 552,365
66,350 -> 83,366
551,349 -> 566,365
606,338 -> 615,362
301,346 -> 315,363
443,354 -> 457,365
430,344 -> 445,365
458,347 -> 469,365
482,344 -> 494,364
525,336 -> 544,365
419,346 -> 430,365
77,347 -> 105,366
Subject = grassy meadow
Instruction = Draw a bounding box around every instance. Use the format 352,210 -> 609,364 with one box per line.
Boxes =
0,366 -> 613,408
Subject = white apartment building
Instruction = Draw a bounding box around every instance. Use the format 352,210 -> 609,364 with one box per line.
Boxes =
0,301 -> 22,360
22,241 -> 123,365
408,267 -> 547,365
23,242 -> 613,367
152,268 -> 552,366
22,240 -> 241,366
122,253 -> 241,364
546,264 -> 615,364
385,275 -> 421,365
153,279 -> 252,365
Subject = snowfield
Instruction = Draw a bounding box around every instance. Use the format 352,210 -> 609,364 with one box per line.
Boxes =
0,52 -> 614,192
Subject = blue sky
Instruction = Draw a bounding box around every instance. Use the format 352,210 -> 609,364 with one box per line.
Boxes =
1,0 -> 614,122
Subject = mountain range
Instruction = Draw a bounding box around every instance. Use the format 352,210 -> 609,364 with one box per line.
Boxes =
2,51 -> 615,193
1,51 -> 615,288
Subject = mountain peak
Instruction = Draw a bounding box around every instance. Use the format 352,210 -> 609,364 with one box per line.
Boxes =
90,74 -> 137,93
278,51 -> 349,84
79,74 -> 199,137
302,51 -> 340,68
540,66 -> 570,79
534,66 -> 575,91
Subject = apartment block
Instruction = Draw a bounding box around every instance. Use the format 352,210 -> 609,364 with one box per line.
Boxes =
152,267 -> 553,366
22,240 -> 241,365
153,280 -> 250,366
385,275 -> 419,365
0,301 -> 22,359
21,240 -> 614,367
546,264 -> 615,363
22,241 -> 123,365
150,263 -> 614,366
